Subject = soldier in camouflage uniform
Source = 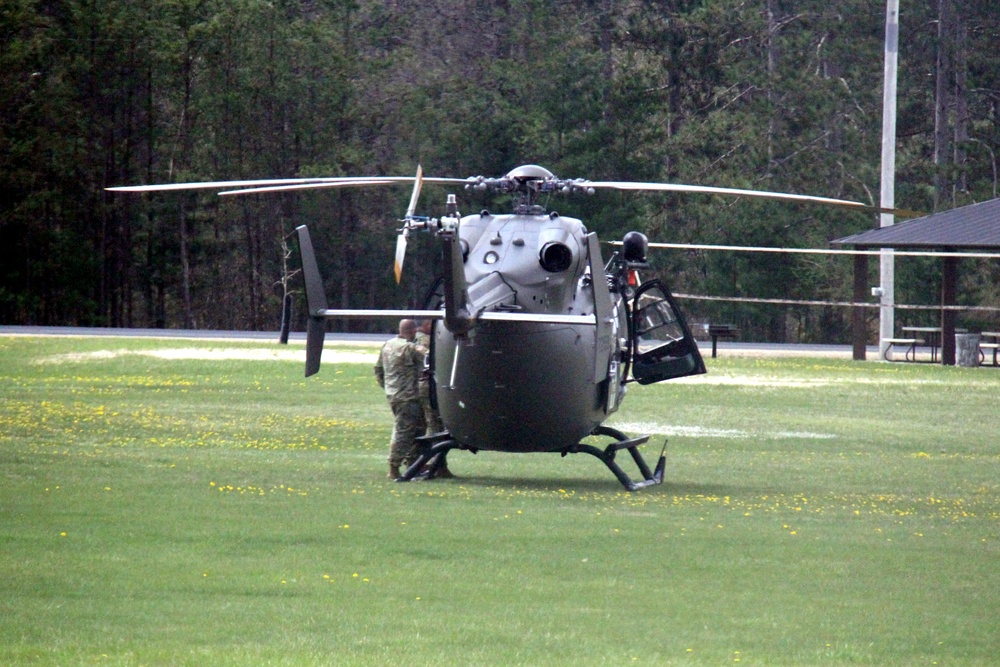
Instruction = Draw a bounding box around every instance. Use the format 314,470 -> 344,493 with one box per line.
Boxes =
374,319 -> 427,479
415,319 -> 453,478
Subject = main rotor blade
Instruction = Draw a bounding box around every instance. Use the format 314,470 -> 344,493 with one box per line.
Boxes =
219,180 -> 393,196
107,175 -> 472,194
586,180 -> 868,207
584,181 -> 917,216
108,177 -> 389,193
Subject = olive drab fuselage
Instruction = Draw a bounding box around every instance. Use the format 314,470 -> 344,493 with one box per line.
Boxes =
430,211 -> 628,453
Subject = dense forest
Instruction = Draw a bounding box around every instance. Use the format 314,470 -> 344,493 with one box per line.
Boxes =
3,0 -> 999,341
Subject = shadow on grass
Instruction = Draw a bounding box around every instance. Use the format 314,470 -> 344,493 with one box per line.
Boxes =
433,473 -> 773,498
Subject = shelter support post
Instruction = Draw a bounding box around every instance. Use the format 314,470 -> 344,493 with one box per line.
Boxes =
852,253 -> 869,360
940,255 -> 958,365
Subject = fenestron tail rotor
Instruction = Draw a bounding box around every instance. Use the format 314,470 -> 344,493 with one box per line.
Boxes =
394,165 -> 424,284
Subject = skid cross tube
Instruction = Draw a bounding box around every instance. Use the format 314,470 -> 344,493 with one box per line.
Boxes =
397,432 -> 465,482
565,426 -> 666,491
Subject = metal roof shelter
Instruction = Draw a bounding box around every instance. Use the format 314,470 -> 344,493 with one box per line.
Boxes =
832,198 -> 1000,364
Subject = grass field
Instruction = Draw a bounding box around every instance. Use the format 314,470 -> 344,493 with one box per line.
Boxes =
1,334 -> 998,666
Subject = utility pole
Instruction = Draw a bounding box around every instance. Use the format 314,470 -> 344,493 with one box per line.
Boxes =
878,0 -> 899,359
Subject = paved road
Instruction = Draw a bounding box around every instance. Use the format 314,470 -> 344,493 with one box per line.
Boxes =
0,325 -> 878,357
0,325 -> 385,344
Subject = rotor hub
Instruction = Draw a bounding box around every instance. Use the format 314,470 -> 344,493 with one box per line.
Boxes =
466,164 -> 595,213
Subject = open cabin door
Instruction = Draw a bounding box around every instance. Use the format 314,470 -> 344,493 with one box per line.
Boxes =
630,280 -> 706,384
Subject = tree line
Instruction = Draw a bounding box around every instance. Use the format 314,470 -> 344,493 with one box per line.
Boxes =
3,0 -> 999,341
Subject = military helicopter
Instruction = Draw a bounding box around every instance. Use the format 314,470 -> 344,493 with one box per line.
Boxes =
109,165 -> 883,490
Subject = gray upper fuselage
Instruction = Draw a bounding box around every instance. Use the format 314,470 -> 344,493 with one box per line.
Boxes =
458,211 -> 591,317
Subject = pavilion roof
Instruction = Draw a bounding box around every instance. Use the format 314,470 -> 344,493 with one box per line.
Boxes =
832,198 -> 1000,250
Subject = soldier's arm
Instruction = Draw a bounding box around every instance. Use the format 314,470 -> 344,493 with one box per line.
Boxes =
374,348 -> 386,388
409,342 -> 428,365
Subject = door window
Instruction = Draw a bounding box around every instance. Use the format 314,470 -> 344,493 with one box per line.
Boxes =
630,281 -> 706,384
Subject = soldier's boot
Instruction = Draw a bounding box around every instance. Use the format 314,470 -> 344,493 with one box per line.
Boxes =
435,457 -> 455,478
388,465 -> 400,480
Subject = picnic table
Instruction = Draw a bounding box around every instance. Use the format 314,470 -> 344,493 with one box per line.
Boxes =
707,324 -> 739,358
882,335 -> 922,361
899,326 -> 967,363
981,331 -> 1000,366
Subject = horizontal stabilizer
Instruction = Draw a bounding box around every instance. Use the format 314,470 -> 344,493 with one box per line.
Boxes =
315,308 -> 595,325
477,312 -> 594,325
317,309 -> 445,319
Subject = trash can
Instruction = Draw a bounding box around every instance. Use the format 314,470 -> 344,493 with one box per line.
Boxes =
955,333 -> 981,367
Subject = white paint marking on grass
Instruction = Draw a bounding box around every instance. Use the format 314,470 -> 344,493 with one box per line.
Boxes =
668,374 -> 985,387
37,348 -> 377,364
611,421 -> 836,440
670,374 -> 831,387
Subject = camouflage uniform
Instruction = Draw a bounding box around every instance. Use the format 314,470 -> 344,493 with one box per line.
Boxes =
414,330 -> 444,435
374,335 -> 427,470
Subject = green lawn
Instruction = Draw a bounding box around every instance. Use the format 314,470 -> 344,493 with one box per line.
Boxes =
1,335 -> 997,665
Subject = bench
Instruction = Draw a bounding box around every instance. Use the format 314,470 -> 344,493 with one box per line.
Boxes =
883,338 -> 923,362
979,343 -> 998,365
707,324 -> 739,358
980,332 -> 1000,366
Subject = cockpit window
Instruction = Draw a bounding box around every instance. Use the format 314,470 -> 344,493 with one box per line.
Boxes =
634,294 -> 685,356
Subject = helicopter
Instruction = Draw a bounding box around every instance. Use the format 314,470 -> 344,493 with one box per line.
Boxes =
109,165 -> 885,490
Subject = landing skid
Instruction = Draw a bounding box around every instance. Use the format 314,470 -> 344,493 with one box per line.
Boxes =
564,425 -> 666,492
397,426 -> 665,491
397,432 -> 466,482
